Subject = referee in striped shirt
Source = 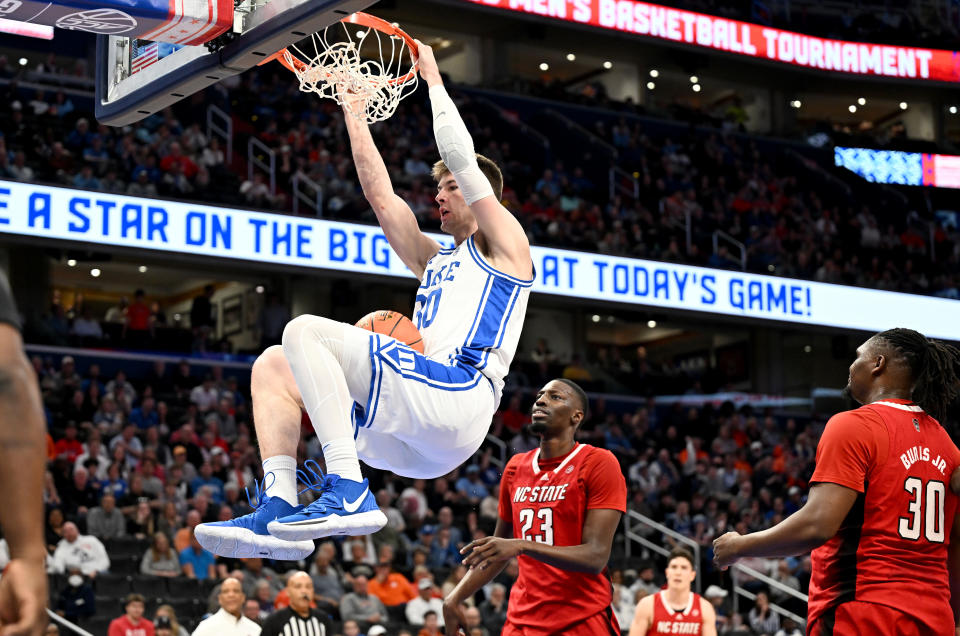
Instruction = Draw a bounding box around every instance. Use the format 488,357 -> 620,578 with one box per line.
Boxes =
262,571 -> 332,636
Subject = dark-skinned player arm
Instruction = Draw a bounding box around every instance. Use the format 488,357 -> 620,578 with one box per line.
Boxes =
463,508 -> 623,574
949,507 -> 960,630
463,449 -> 627,574
442,516 -> 514,635
342,105 -> 440,279
714,410 -> 880,567
417,44 -> 531,271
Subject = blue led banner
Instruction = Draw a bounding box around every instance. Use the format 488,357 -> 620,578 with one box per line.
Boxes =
835,146 -> 960,190
1,180 -> 958,338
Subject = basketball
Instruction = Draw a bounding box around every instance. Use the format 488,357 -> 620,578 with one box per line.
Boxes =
355,310 -> 424,353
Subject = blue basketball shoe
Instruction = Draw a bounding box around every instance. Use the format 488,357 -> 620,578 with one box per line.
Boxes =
267,473 -> 387,541
194,474 -> 315,560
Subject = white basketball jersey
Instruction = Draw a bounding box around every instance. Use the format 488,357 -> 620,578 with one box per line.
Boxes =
413,235 -> 533,401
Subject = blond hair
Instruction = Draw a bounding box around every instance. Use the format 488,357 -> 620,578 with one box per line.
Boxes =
431,154 -> 503,201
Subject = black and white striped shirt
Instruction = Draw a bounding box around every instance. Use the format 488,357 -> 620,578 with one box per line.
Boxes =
260,607 -> 331,636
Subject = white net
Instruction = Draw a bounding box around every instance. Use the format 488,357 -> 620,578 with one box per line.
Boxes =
284,21 -> 418,123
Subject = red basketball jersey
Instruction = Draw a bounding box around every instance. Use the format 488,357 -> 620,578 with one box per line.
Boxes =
498,443 -> 627,634
648,591 -> 705,635
808,399 -> 960,628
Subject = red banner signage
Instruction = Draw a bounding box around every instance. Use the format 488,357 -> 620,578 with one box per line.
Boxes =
467,0 -> 960,82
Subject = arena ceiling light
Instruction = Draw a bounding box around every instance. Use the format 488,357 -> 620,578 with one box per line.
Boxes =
90,268 -> 101,278
66,259 -> 76,267
689,75 -> 698,83
566,53 -> 576,61
692,84 -> 702,92
857,97 -> 866,105
539,62 -> 549,71
849,105 -> 857,113
255,285 -> 265,293
649,69 -> 659,77
647,320 -> 657,328
18,57 -> 27,66
591,314 -> 601,322
647,81 -> 656,89
900,102 -> 908,110
603,61 -> 613,69
138,265 -> 148,273
790,100 -> 802,108
951,106 -> 958,114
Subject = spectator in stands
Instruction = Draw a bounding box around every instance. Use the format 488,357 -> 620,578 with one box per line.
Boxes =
339,567 -> 386,628
191,577 -> 260,636
141,531 -> 180,577
50,521 -> 110,578
54,422 -> 83,462
154,616 -> 174,636
405,577 -> 443,627
62,466 -> 100,517
478,583 -> 507,635
130,396 -> 159,430
257,293 -> 289,350
368,557 -> 415,608
191,375 -> 220,412
154,604 -> 189,636
242,600 -> 261,626
56,573 -> 96,625
87,492 -> 126,539
124,289 -> 153,345
748,592 -> 779,634
127,499 -> 157,538
190,285 -> 215,352
309,541 -> 344,611
261,571 -> 332,636
190,462 -> 225,504
454,465 -> 488,505
418,610 -> 442,636
341,621 -> 361,636
108,593 -> 154,636
72,308 -> 104,342
180,529 -> 216,581
127,169 -> 158,197
46,507 -> 66,553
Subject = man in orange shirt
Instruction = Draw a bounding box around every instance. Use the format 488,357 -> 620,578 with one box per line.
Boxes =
368,559 -> 416,607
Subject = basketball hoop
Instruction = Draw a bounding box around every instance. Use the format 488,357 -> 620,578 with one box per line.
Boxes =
262,12 -> 419,123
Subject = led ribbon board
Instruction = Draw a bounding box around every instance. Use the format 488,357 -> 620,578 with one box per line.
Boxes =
3,0 -> 231,44
0,180 -> 958,339
835,147 -> 960,189
463,0 -> 960,82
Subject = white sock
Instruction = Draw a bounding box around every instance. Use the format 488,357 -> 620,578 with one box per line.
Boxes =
282,316 -> 363,483
322,437 -> 364,482
261,455 -> 299,506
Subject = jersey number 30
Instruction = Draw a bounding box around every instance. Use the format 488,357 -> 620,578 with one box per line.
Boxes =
519,508 -> 554,545
898,477 -> 945,543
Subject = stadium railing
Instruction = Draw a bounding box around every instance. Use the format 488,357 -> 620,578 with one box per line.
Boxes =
731,562 -> 809,627
623,509 -> 702,595
48,608 -> 95,636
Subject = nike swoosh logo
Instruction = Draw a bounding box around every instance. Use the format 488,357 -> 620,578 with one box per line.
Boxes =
343,487 -> 369,513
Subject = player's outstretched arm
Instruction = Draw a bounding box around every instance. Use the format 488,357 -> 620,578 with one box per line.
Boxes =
627,594 -> 654,636
948,508 -> 960,630
713,482 -> 858,569
342,106 -> 440,278
462,507 -> 622,575
0,323 -> 48,636
700,597 -> 718,636
443,517 -> 513,635
416,43 -> 532,278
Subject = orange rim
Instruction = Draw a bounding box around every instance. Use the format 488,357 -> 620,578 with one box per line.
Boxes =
259,12 -> 419,84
